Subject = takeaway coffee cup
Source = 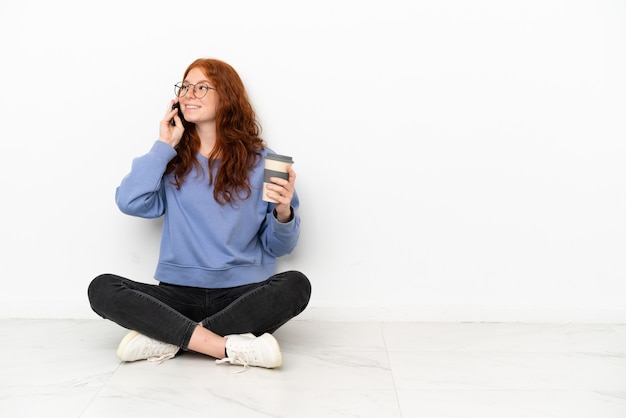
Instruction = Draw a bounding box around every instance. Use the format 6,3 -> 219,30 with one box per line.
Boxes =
263,153 -> 293,203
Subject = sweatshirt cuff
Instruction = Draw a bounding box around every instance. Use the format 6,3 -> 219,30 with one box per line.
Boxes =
273,207 -> 295,224
151,140 -> 178,163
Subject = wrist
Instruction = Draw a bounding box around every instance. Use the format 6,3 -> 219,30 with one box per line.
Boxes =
274,207 -> 294,223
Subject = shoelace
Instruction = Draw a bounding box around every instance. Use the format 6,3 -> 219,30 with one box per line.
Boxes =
147,352 -> 177,364
215,354 -> 250,373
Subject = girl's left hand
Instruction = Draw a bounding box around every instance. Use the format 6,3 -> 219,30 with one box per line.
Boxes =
267,166 -> 296,223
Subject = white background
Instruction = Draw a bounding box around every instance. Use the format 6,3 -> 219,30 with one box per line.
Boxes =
0,0 -> 624,322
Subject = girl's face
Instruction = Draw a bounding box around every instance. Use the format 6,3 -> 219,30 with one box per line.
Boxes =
179,67 -> 218,125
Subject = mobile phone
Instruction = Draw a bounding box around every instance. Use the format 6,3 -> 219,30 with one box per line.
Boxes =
170,103 -> 185,126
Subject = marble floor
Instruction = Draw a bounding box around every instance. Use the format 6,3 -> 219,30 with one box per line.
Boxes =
1,319 -> 626,418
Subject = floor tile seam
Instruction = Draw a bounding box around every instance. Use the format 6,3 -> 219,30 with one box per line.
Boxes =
379,322 -> 405,418
77,361 -> 123,417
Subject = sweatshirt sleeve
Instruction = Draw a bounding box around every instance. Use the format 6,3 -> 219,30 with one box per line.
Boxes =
259,190 -> 301,257
115,141 -> 177,218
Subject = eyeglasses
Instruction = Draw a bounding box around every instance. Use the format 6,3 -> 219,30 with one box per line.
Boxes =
174,82 -> 216,99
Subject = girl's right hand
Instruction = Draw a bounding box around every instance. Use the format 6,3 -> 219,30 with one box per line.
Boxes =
158,99 -> 185,148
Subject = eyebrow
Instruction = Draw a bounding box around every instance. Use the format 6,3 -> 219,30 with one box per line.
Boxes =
183,79 -> 211,85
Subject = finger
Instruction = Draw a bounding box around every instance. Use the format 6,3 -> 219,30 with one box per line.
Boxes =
269,176 -> 289,187
286,166 -> 296,184
164,99 -> 174,116
267,191 -> 291,209
267,188 -> 293,208
271,170 -> 295,186
163,99 -> 179,120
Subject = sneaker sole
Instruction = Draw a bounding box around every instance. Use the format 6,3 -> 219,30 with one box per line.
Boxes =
260,333 -> 282,368
116,330 -> 140,361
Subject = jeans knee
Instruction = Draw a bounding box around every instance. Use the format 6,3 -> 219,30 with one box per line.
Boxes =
87,274 -> 117,314
283,270 -> 312,310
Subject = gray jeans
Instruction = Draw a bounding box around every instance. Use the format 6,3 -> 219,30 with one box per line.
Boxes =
88,271 -> 311,350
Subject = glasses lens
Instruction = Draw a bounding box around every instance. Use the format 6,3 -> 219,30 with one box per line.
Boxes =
174,83 -> 211,98
194,85 -> 209,99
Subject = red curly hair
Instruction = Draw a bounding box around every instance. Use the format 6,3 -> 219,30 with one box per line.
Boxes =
165,58 -> 265,205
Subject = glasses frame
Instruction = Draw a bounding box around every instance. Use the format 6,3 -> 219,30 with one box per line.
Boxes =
174,82 -> 216,99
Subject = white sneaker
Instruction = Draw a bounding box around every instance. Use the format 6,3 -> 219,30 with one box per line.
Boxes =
116,331 -> 180,363
215,333 -> 282,370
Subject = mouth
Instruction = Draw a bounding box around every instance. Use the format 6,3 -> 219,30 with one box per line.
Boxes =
185,105 -> 200,110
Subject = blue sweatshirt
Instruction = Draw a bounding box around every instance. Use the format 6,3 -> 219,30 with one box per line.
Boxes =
115,141 -> 300,288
